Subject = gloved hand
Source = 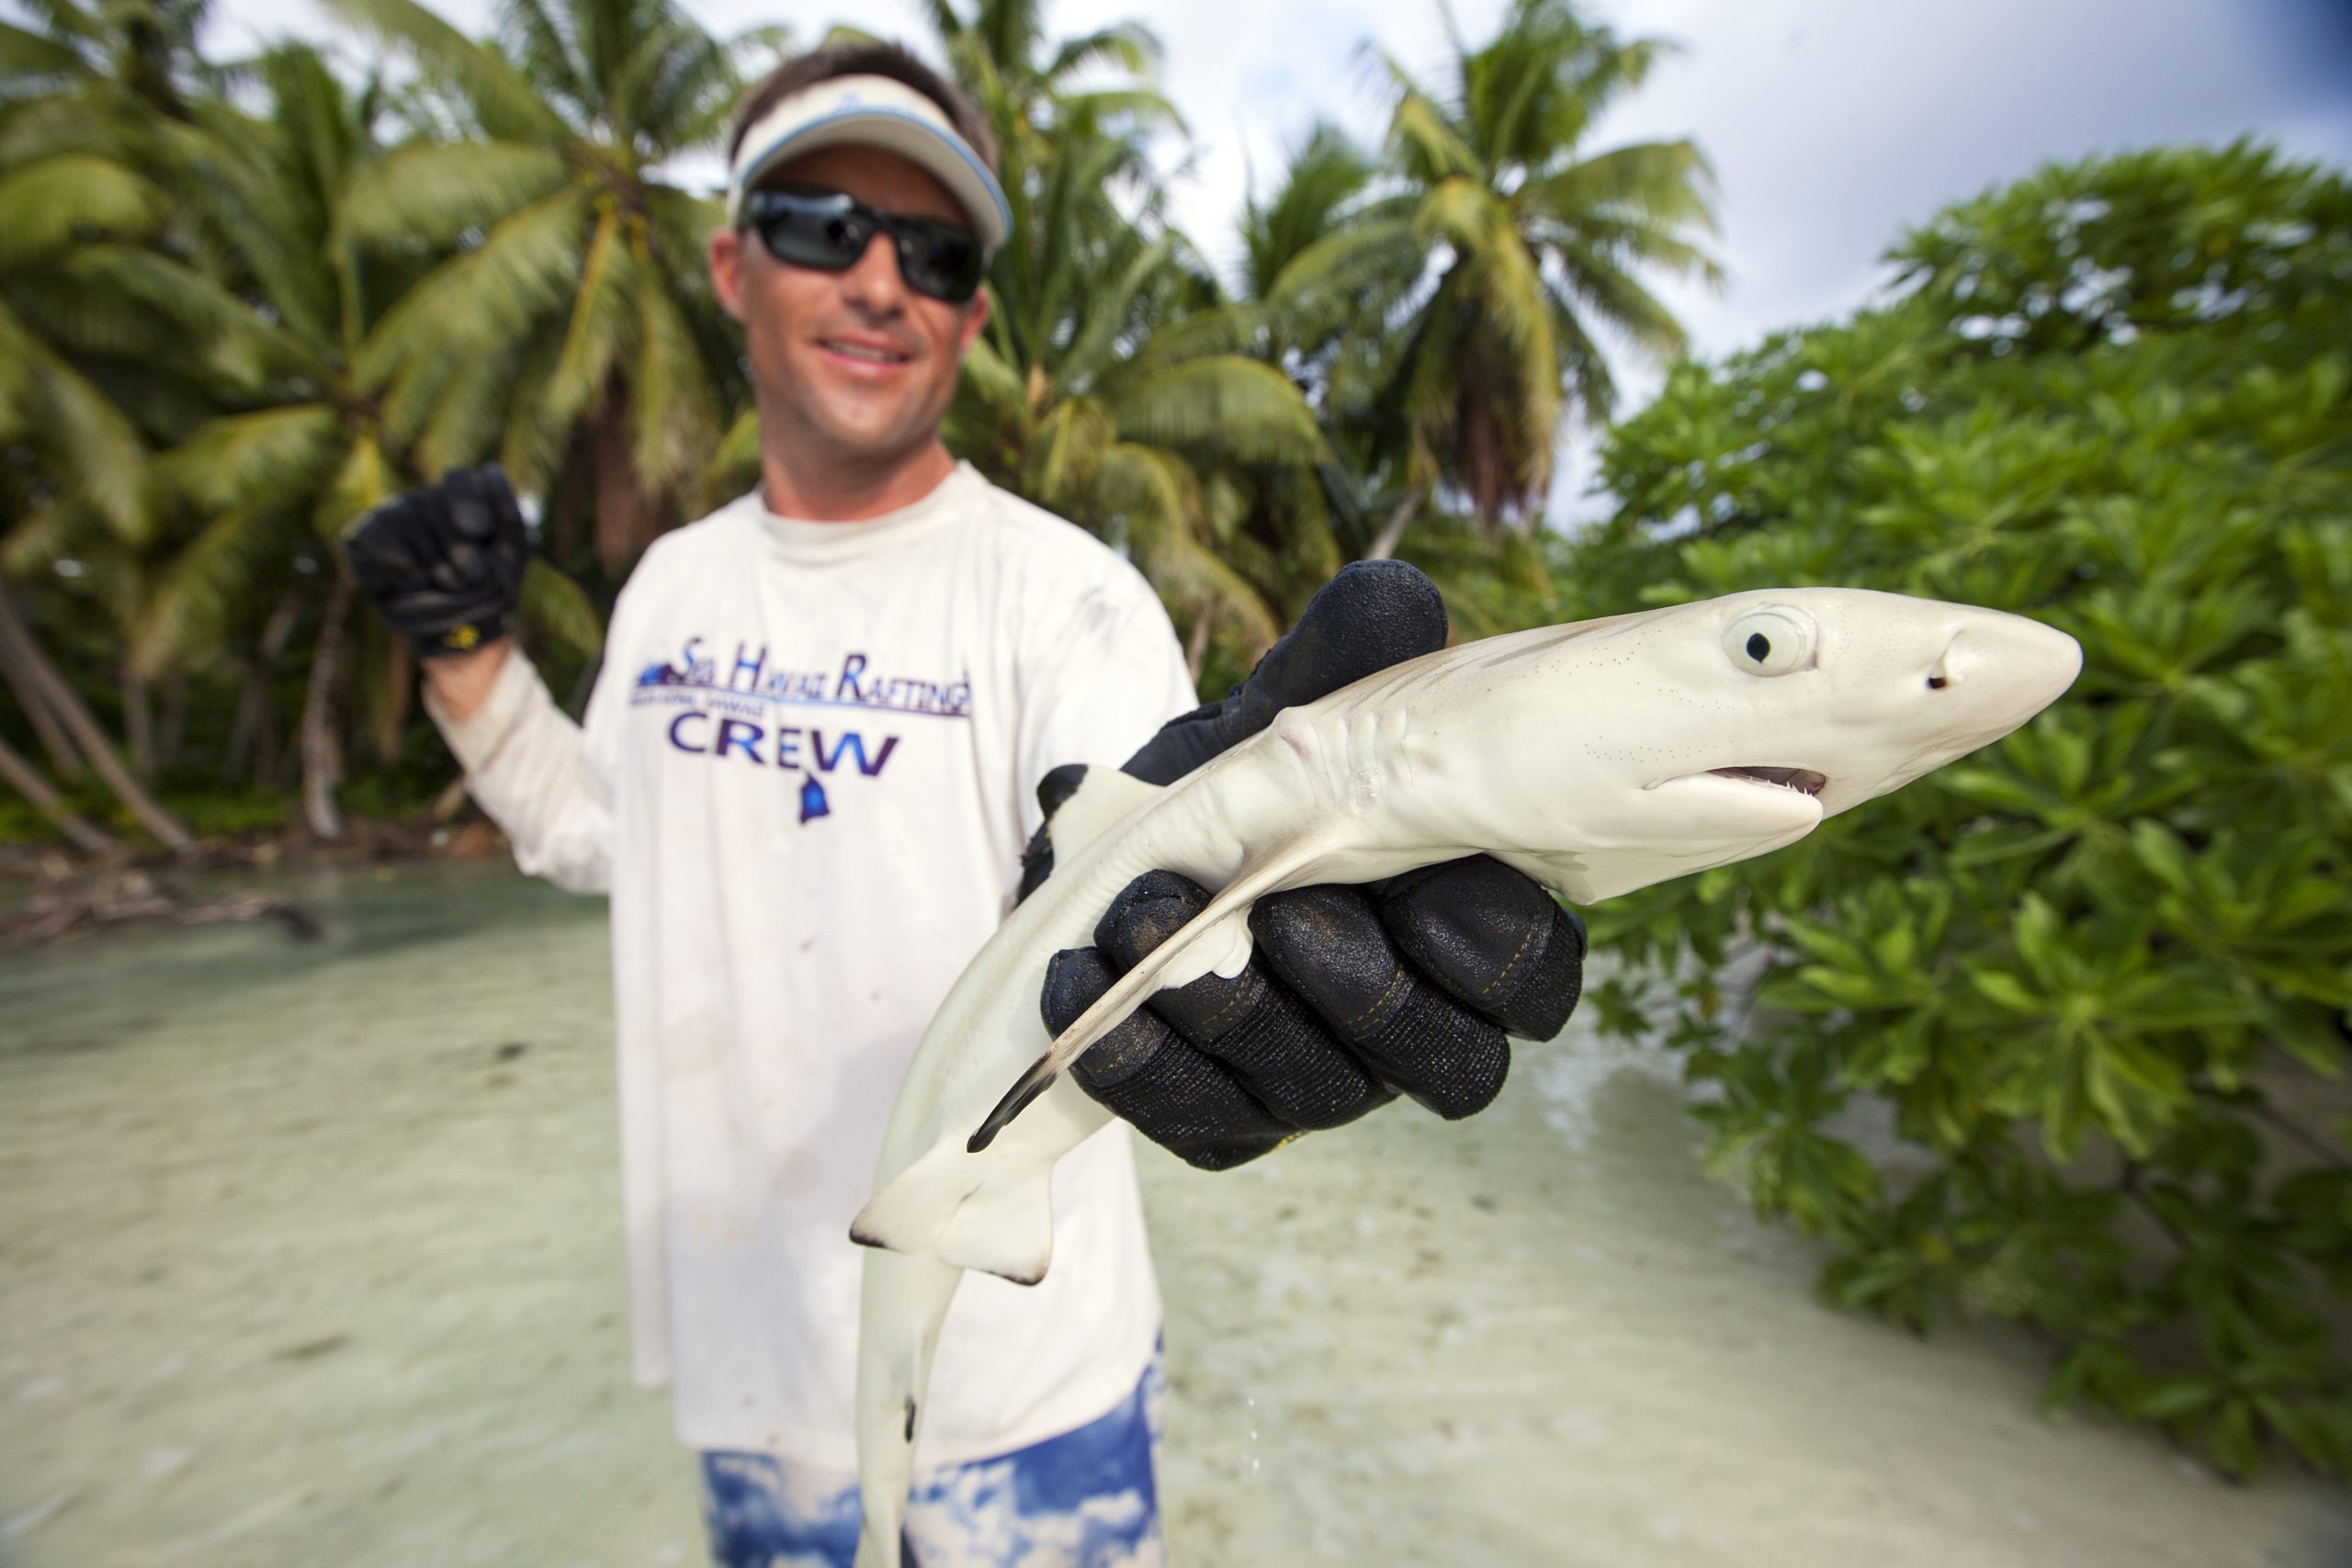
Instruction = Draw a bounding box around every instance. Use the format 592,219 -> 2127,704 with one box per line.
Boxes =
341,465 -> 530,656
1033,560 -> 1587,1170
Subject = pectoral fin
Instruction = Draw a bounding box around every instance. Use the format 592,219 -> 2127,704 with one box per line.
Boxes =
968,832 -> 1331,1152
1046,766 -> 1165,861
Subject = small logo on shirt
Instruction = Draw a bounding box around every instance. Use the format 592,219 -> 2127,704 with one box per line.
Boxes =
630,637 -> 957,824
634,637 -> 971,718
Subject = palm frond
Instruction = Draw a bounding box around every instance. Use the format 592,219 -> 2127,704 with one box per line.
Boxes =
63,243 -> 281,390
1044,22 -> 1158,82
0,299 -> 149,538
337,139 -> 569,247
1107,355 -> 1325,466
359,183 -> 591,391
704,404 -> 760,498
132,504 -> 291,671
157,403 -> 342,518
0,152 -> 162,265
1523,138 -> 1715,227
1091,441 -> 1279,653
318,0 -> 567,145
1054,233 -> 1175,393
537,208 -> 635,430
0,19 -> 88,83
626,250 -> 717,493
1385,82 -> 1480,186
413,336 -> 523,476
519,556 -> 602,656
316,430 -> 397,535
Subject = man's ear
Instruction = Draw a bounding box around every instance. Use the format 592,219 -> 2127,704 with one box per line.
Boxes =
956,286 -> 991,359
709,227 -> 748,323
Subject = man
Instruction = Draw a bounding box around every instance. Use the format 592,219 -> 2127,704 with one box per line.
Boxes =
345,41 -> 1584,1568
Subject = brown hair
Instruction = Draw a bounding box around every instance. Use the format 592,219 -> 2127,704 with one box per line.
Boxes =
729,41 -> 999,175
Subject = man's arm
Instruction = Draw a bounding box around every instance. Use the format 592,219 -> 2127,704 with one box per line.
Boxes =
420,638 -> 510,722
345,469 -> 615,893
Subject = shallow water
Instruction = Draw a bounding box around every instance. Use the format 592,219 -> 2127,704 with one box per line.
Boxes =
2,863 -> 2346,1567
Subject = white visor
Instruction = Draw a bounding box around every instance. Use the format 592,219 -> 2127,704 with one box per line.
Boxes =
726,73 -> 1010,253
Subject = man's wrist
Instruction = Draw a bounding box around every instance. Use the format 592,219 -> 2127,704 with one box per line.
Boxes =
420,637 -> 514,723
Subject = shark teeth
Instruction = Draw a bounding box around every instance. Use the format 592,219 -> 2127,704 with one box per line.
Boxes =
1711,765 -> 1828,796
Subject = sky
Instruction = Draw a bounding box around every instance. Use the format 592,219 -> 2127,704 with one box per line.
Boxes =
206,0 -> 2352,513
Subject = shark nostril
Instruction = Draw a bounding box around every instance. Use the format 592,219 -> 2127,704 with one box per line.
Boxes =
1928,638 -> 1961,691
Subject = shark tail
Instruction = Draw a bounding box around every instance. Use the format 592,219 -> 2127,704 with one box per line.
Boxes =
853,1247 -> 963,1568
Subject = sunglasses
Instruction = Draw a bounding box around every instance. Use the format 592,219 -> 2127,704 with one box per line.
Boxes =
742,186 -> 988,304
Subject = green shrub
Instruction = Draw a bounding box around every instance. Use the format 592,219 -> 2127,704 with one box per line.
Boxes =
1567,141 -> 2352,1476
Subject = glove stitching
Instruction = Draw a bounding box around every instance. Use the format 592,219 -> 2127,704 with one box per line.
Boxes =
1193,976 -> 1261,1035
1478,921 -> 1545,1002
1346,967 -> 1412,1032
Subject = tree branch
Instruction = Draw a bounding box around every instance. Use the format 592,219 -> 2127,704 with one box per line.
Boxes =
0,732 -> 120,857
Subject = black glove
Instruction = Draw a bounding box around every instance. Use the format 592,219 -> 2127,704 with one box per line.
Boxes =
341,465 -> 530,656
1033,560 -> 1587,1170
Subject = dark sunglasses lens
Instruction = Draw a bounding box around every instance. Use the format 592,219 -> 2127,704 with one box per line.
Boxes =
896,224 -> 985,302
749,192 -> 869,272
746,190 -> 984,301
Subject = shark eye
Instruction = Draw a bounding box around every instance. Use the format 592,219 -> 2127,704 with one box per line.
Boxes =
1723,606 -> 1817,676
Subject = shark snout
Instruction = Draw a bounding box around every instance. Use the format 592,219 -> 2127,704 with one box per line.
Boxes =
1924,614 -> 2083,718
1811,605 -> 2081,816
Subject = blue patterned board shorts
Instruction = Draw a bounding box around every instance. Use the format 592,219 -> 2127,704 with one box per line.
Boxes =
700,1350 -> 1165,1568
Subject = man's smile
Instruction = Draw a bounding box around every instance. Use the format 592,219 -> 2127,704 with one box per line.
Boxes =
819,336 -> 915,367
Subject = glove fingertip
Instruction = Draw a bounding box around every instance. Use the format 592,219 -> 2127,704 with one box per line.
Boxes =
1380,856 -> 1584,1038
1095,869 -> 1210,965
1040,947 -> 1114,1035
1247,559 -> 1449,710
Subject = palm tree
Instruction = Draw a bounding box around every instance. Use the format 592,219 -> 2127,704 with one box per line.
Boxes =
1359,0 -> 1718,550
913,2 -> 1327,665
1232,123 -> 1557,641
140,45 -> 599,839
322,0 -> 752,577
943,95 -> 1326,664
923,0 -> 1167,150
130,46 -> 411,840
0,0 -> 216,147
1234,123 -> 1419,571
0,0 -> 266,850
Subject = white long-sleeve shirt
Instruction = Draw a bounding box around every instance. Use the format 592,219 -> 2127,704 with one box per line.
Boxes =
427,463 -> 1196,1470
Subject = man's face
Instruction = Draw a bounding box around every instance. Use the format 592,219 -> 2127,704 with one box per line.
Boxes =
709,143 -> 990,466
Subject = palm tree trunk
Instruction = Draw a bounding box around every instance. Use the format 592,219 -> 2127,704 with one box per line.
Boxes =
548,424 -> 593,569
0,614 -> 83,777
0,732 -> 120,856
0,589 -> 193,852
158,671 -> 187,769
593,378 -> 678,577
1366,484 -> 1424,561
226,592 -> 300,787
120,652 -> 154,779
1185,605 -> 1216,686
301,574 -> 353,841
223,666 -> 256,782
373,636 -> 412,767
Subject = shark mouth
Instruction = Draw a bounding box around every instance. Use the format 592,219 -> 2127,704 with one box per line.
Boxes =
1710,765 -> 1828,797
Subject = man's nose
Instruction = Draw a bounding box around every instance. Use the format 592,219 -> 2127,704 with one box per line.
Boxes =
839,231 -> 909,311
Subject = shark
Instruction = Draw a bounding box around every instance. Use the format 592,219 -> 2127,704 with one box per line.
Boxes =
844,585 -> 2082,1567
